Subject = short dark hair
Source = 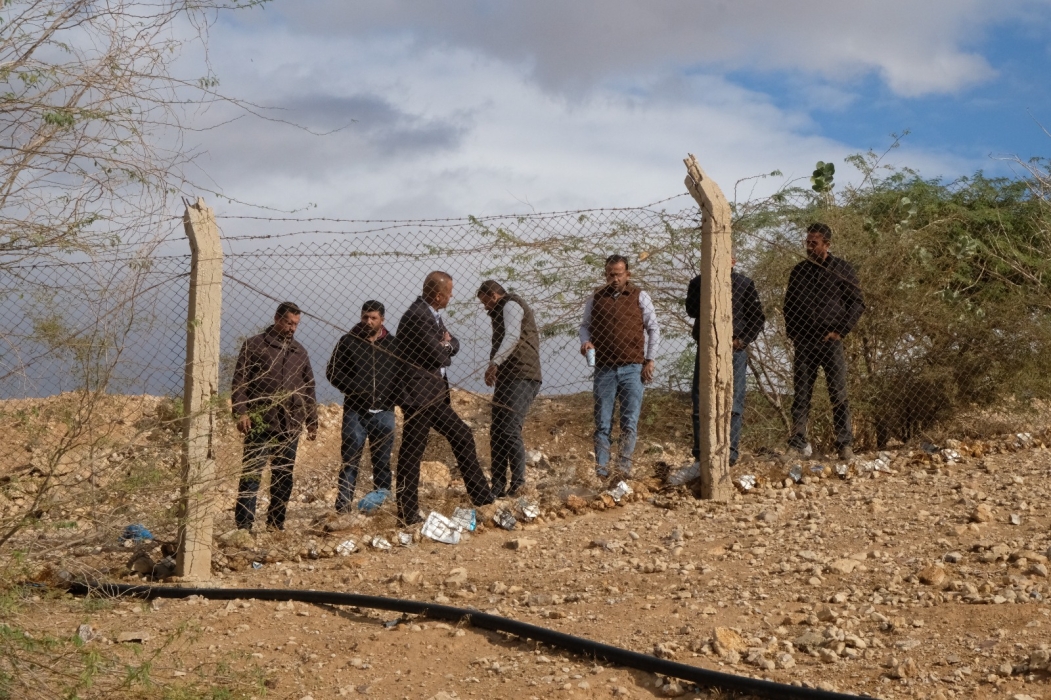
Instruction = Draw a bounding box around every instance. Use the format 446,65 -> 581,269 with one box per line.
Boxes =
806,222 -> 833,242
361,300 -> 385,316
476,280 -> 506,297
275,301 -> 302,318
605,254 -> 630,270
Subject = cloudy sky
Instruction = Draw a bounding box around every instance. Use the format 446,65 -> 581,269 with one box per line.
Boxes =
186,0 -> 1051,221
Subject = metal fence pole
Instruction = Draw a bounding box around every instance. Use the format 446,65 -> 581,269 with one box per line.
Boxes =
684,155 -> 734,500
176,197 -> 222,581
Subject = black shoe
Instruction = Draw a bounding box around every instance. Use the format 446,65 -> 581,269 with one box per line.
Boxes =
473,493 -> 496,507
399,511 -> 425,527
506,485 -> 525,499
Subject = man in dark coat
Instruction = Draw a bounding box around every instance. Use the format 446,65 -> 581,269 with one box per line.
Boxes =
326,300 -> 397,514
477,280 -> 542,498
686,256 -> 765,465
231,302 -> 317,531
782,223 -> 865,461
392,271 -> 494,525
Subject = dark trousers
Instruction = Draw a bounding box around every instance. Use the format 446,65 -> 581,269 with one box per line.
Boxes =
235,430 -> 300,530
790,338 -> 853,449
490,379 -> 541,496
336,407 -> 395,512
396,400 -> 492,521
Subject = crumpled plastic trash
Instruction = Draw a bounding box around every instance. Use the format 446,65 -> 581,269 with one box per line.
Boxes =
451,507 -> 476,532
789,465 -> 803,483
493,509 -> 517,530
516,498 -> 540,521
397,532 -> 413,546
421,512 -> 461,545
370,536 -> 392,551
119,524 -> 153,544
835,463 -> 849,479
357,488 -> 390,514
336,539 -> 356,556
667,462 -> 700,486
735,475 -> 756,491
605,481 -> 633,503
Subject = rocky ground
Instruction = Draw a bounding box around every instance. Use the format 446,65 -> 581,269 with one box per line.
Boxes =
3,394 -> 1051,700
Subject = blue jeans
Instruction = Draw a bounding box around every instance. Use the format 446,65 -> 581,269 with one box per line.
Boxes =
692,349 -> 748,464
490,379 -> 541,496
593,364 -> 644,474
336,407 -> 395,512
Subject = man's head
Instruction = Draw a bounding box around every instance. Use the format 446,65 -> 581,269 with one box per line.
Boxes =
360,300 -> 385,334
604,254 -> 631,293
273,301 -> 302,337
476,279 -> 506,312
422,271 -> 454,310
805,222 -> 833,262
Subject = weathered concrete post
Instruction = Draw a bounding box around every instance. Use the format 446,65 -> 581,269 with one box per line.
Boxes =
683,155 -> 735,500
176,197 -> 222,581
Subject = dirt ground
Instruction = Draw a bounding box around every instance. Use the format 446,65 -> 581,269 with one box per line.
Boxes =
3,392 -> 1051,700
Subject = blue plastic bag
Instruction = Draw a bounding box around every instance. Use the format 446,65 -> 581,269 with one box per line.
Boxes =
120,524 -> 153,543
357,488 -> 390,514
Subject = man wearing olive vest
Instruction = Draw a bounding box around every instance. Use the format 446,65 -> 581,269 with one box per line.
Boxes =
579,255 -> 662,479
477,280 -> 542,498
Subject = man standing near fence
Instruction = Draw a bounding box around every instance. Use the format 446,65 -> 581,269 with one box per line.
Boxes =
579,254 -> 661,479
783,223 -> 865,461
477,280 -> 542,498
326,300 -> 396,515
231,302 -> 317,532
392,271 -> 494,525
686,255 -> 765,467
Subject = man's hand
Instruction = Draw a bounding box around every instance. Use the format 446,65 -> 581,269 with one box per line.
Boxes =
732,338 -> 744,351
824,331 -> 842,342
580,341 -> 595,356
307,427 -> 318,441
442,330 -> 452,343
484,364 -> 498,387
236,415 -> 252,435
641,359 -> 655,383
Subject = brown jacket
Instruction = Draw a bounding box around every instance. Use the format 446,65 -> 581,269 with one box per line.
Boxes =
590,283 -> 645,367
231,326 -> 318,434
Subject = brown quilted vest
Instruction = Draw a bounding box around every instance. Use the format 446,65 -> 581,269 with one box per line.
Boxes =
590,283 -> 645,367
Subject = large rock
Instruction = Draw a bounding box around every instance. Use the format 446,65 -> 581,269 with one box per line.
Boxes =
918,566 -> 946,586
827,559 -> 857,575
971,504 -> 993,523
712,627 -> 747,657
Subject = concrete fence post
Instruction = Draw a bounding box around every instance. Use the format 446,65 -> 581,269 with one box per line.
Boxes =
176,197 -> 222,581
683,155 -> 734,500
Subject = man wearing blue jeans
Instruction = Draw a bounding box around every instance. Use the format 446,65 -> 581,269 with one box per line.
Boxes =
326,300 -> 397,513
686,258 -> 765,465
579,255 -> 661,478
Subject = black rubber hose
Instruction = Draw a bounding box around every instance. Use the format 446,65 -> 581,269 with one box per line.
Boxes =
67,582 -> 866,700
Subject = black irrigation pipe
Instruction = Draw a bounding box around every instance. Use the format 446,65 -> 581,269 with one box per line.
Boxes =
67,581 -> 866,700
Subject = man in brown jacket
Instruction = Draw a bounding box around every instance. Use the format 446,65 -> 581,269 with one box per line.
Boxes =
579,255 -> 661,479
231,302 -> 317,531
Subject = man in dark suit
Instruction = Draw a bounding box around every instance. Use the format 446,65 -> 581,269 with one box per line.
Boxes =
392,271 -> 494,525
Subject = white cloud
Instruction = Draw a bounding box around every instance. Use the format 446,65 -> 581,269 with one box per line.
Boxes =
255,0 -> 1032,97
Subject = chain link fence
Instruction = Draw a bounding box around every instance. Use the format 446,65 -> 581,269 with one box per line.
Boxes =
3,191 -> 1051,582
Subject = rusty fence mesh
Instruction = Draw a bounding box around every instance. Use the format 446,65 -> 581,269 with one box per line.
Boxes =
3,192 -> 1051,580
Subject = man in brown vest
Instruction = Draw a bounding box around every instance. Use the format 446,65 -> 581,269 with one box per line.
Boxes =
477,280 -> 542,498
579,255 -> 662,478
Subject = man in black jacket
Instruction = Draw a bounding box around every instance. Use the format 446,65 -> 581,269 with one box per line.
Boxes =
782,223 -> 865,460
231,302 -> 317,532
686,257 -> 765,466
477,280 -> 542,498
392,271 -> 494,525
326,300 -> 396,514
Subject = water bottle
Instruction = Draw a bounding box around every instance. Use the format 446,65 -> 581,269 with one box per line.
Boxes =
586,347 -> 596,367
